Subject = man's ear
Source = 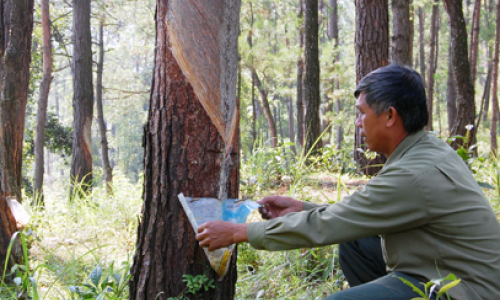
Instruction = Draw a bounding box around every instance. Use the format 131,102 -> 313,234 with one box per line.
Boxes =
386,106 -> 398,127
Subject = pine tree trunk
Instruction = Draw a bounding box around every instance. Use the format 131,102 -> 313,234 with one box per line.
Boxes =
354,0 -> 389,175
304,0 -> 322,153
418,6 -> 426,86
446,39 -> 457,133
0,0 -> 34,202
490,0 -> 500,154
469,0 -> 481,86
33,0 -> 53,205
252,70 -> 278,147
96,18 -> 113,195
297,1 -> 305,149
0,0 -> 34,277
129,1 -> 240,298
426,0 -> 439,131
71,0 -> 93,196
391,0 -> 412,65
443,0 -> 476,150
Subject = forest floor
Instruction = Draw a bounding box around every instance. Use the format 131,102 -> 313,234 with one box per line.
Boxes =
8,158 -> 500,299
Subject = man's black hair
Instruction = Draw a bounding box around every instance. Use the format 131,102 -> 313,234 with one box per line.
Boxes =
354,64 -> 428,134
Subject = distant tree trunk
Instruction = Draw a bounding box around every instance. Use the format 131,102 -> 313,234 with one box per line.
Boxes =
33,0 -> 53,205
426,0 -> 439,131
95,19 -> 113,194
418,6 -> 426,86
297,1 -> 305,149
355,0 -> 389,175
490,0 -> 500,155
0,0 -> 34,277
446,40 -> 457,132
251,78 -> 256,151
476,63 -> 492,133
328,0 -> 343,149
0,0 -> 34,203
252,70 -> 278,147
469,0 -> 481,86
391,0 -> 412,65
129,0 -> 240,299
71,0 -> 94,196
288,95 -> 296,154
304,0 -> 322,153
443,0 -> 476,150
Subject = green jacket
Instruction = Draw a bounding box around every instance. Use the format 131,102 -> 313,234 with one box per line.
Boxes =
248,129 -> 500,300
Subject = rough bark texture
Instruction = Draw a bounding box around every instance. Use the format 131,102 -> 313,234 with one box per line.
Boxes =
129,1 -> 240,299
418,7 -> 426,86
446,39 -> 457,132
96,19 -> 113,194
426,0 -> 439,131
0,0 -> 34,275
469,0 -> 481,86
296,57 -> 305,149
71,0 -> 93,195
304,0 -> 322,153
328,0 -> 342,149
490,0 -> 500,154
443,0 -> 476,149
391,0 -> 412,66
33,0 -> 52,204
0,0 -> 34,202
355,0 -> 389,175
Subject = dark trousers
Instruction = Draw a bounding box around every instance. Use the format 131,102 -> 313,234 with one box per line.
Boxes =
326,236 -> 432,300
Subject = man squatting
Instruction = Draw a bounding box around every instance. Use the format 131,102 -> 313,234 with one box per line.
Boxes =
196,64 -> 500,300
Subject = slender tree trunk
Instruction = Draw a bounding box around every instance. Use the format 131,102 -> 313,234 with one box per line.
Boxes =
426,0 -> 439,131
490,0 -> 500,155
0,0 -> 34,276
476,63 -> 492,133
71,0 -> 94,196
288,95 -> 296,154
304,0 -> 322,153
391,0 -> 412,65
446,39 -> 457,132
469,0 -> 481,86
0,0 -> 34,203
130,0 -> 240,299
418,6 -> 426,86
297,0 -> 305,149
328,0 -> 342,149
95,18 -> 113,195
33,0 -> 53,205
252,70 -> 278,147
443,0 -> 476,150
355,0 -> 389,175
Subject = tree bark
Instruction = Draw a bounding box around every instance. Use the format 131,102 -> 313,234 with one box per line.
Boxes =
297,1 -> 305,149
0,0 -> 34,203
446,39 -> 457,133
391,0 -> 412,66
443,0 -> 476,150
469,0 -> 481,86
96,18 -> 113,195
71,0 -> 93,196
328,0 -> 342,149
251,69 -> 278,147
304,0 -> 322,153
129,1 -> 240,299
418,6 -> 426,86
490,0 -> 500,155
355,0 -> 389,175
426,0 -> 439,131
0,0 -> 34,277
33,0 -> 53,205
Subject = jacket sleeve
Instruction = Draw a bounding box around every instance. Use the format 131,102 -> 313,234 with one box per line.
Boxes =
247,166 -> 429,251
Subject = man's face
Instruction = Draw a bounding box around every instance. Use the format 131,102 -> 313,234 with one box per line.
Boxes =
355,93 -> 388,154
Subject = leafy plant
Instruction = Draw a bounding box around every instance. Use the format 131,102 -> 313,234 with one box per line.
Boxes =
397,273 -> 461,300
68,261 -> 132,300
182,274 -> 215,295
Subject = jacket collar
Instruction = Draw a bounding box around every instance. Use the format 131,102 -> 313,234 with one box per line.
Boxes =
385,129 -> 427,167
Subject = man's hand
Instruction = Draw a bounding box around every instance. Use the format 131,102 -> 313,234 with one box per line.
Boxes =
258,195 -> 303,219
196,221 -> 248,251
